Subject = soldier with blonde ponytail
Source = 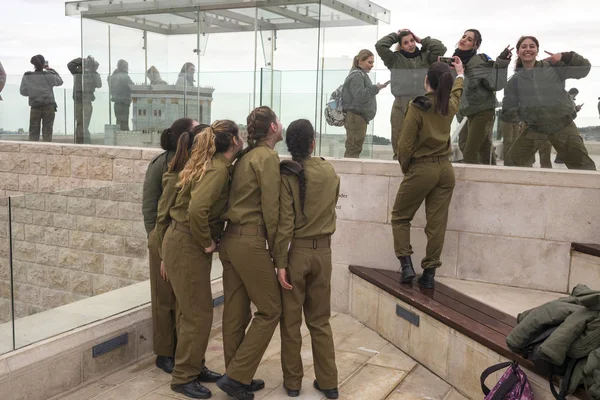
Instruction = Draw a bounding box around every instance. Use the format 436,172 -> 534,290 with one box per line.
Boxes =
161,119 -> 243,399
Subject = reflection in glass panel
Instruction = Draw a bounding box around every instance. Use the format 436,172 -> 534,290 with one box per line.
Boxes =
0,196 -> 14,355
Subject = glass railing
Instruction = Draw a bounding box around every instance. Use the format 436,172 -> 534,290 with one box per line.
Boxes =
1,68 -> 599,171
0,183 -> 224,355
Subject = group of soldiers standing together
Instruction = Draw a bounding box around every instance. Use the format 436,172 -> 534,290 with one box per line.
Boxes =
142,108 -> 340,399
341,28 -> 597,171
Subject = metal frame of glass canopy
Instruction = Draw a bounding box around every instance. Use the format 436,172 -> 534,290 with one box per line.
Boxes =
65,0 -> 391,34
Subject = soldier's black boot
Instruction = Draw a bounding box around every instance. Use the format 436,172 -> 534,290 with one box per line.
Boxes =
155,356 -> 175,374
418,268 -> 436,289
216,375 -> 254,400
171,380 -> 212,399
399,256 -> 416,283
313,380 -> 339,399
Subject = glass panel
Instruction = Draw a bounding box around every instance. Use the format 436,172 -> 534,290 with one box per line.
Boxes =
0,196 -> 14,355
9,184 -> 151,349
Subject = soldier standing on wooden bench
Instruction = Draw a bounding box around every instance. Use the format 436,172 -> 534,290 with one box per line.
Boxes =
391,58 -> 466,289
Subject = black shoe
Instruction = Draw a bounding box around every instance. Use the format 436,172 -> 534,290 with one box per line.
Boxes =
198,366 -> 222,383
313,380 -> 339,399
418,268 -> 436,289
171,380 -> 212,399
555,156 -> 564,164
284,386 -> 300,397
399,256 -> 416,283
156,356 -> 175,374
246,379 -> 265,392
216,375 -> 254,400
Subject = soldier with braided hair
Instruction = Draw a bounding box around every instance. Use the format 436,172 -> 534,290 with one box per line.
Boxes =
274,119 -> 340,399
217,106 -> 284,400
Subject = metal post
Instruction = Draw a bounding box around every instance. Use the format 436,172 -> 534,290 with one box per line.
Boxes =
64,89 -> 68,136
316,17 -> 324,156
252,7 -> 259,108
143,30 -> 148,85
108,25 -> 112,125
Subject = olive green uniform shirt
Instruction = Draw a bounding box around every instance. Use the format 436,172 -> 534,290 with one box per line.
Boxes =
155,172 -> 179,258
273,157 -> 340,270
398,77 -> 464,173
142,151 -> 174,235
168,153 -> 233,249
222,143 -> 281,250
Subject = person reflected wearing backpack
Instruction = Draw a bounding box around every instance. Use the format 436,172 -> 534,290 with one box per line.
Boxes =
341,49 -> 389,158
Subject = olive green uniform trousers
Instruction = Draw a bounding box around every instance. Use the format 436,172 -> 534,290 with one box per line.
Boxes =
147,229 -> 177,359
280,238 -> 338,391
390,96 -> 413,160
75,101 -> 93,144
344,111 -> 367,158
506,121 -> 596,171
163,224 -> 214,385
220,226 -> 282,385
501,121 -> 552,168
29,104 -> 55,142
391,160 -> 455,270
458,110 -> 496,165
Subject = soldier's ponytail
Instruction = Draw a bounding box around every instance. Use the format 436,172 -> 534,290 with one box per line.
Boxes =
427,62 -> 454,117
285,119 -> 315,213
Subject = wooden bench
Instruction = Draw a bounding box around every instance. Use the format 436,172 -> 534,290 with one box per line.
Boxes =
349,265 -> 589,399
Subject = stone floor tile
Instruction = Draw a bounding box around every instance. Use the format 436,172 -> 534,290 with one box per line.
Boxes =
444,389 -> 469,400
387,365 -> 451,400
252,356 -> 286,399
337,325 -> 389,356
139,393 -> 181,400
367,343 -> 417,372
338,364 -> 406,400
335,350 -> 371,383
330,313 -> 364,345
55,382 -> 117,400
99,356 -> 155,386
204,337 -> 225,365
89,375 -> 167,400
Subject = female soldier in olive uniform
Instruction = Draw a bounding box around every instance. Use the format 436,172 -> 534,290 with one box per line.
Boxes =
391,59 -> 464,289
274,119 -> 340,399
216,106 -> 283,400
341,49 -> 389,158
503,36 -> 596,171
453,29 -> 511,165
142,118 -> 198,374
376,29 -> 447,160
162,121 -> 243,399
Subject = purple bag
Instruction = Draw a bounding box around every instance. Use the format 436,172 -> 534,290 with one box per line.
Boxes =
481,362 -> 534,400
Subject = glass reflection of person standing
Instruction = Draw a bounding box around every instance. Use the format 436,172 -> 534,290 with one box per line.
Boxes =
341,49 -> 389,158
176,62 -> 196,88
109,59 -> 134,131
391,58 -> 464,289
454,30 -> 511,165
376,29 -> 447,160
68,56 -> 102,144
20,54 -> 63,142
503,36 -> 596,171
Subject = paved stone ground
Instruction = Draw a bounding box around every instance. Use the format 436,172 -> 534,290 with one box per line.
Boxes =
53,313 -> 468,400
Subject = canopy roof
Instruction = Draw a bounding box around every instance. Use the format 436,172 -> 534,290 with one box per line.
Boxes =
65,0 -> 391,35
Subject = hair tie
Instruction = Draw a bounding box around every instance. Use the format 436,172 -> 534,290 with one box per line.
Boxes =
167,128 -> 172,135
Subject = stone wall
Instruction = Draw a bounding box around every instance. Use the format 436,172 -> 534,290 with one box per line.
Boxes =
0,184 -> 148,323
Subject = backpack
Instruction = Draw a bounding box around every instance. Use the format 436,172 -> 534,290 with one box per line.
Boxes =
481,361 -> 534,400
324,84 -> 345,127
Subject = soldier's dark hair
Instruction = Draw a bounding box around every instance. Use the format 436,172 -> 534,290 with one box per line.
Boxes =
160,118 -> 196,151
167,123 -> 208,173
465,29 -> 482,49
30,55 -> 45,71
352,49 -> 374,69
178,120 -> 239,187
427,62 -> 454,117
286,119 -> 315,212
515,36 -> 539,70
246,106 -> 277,149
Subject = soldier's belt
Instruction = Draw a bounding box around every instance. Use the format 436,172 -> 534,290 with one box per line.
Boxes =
292,237 -> 331,249
225,224 -> 266,237
411,155 -> 449,163
170,220 -> 191,234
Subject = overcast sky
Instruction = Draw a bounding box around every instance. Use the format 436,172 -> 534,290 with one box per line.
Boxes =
1,0 -> 599,133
